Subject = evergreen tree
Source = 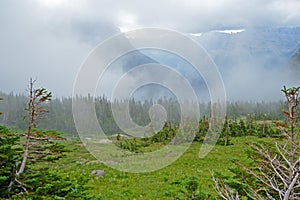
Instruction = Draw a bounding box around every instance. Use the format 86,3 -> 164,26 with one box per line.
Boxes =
220,116 -> 231,146
238,119 -> 247,136
195,116 -> 209,142
9,79 -> 52,194
0,126 -> 21,198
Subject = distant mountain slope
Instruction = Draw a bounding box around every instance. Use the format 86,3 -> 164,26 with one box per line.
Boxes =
191,27 -> 300,70
289,47 -> 300,73
107,27 -> 300,101
121,50 -> 158,71
118,27 -> 300,74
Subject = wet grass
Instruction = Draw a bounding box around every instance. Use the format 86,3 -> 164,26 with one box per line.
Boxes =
46,136 -> 271,199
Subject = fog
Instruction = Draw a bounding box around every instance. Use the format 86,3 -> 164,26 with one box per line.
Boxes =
0,0 -> 300,101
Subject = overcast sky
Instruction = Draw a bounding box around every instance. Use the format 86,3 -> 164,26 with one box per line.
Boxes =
1,0 -> 300,98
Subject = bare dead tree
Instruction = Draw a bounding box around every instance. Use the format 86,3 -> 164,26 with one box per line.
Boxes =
212,172 -> 240,200
17,78 -> 52,175
213,86 -> 300,200
8,78 -> 52,194
0,97 -> 3,115
247,86 -> 300,199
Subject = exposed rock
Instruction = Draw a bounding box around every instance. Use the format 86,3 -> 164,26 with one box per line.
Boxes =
98,139 -> 112,143
289,48 -> 300,71
111,133 -> 131,138
75,157 -> 89,164
91,170 -> 105,177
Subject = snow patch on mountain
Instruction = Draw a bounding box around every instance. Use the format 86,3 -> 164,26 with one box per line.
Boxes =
189,29 -> 245,37
189,32 -> 203,37
216,29 -> 245,34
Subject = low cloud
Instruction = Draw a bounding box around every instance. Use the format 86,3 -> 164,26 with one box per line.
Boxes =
0,0 -> 300,99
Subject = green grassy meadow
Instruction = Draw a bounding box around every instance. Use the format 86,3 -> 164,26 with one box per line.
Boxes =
43,136 -> 269,199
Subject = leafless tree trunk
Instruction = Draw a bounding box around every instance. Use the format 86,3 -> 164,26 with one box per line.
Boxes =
0,97 -> 2,115
9,78 -> 52,194
17,79 -> 35,176
212,173 -> 240,200
247,86 -> 300,199
213,86 -> 300,200
281,86 -> 299,199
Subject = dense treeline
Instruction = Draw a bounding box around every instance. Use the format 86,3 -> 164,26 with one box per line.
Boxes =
0,92 -> 286,135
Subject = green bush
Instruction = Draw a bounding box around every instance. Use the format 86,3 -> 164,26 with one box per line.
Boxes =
18,168 -> 92,200
0,126 -> 21,198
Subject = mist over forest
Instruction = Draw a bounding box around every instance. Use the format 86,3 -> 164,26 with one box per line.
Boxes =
1,1 -> 300,199
0,91 -> 287,135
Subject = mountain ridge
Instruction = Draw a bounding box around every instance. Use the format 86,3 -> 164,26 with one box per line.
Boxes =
190,26 -> 300,70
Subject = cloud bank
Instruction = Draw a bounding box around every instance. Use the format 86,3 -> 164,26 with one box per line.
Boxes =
0,0 -> 300,99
